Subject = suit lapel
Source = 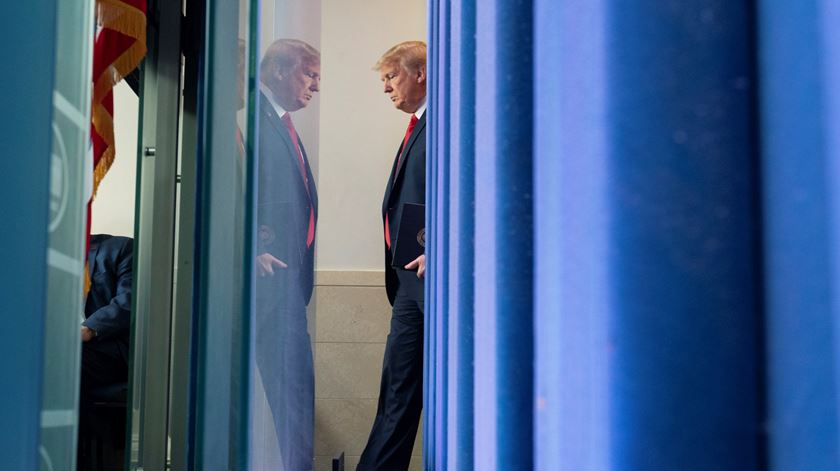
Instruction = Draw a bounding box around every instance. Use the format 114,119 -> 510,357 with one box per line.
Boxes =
260,93 -> 313,201
300,143 -> 318,214
402,113 -> 426,164
261,94 -> 299,166
382,147 -> 400,217
88,238 -> 102,279
388,113 -> 426,202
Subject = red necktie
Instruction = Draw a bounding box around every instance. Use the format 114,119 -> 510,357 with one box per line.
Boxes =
385,114 -> 419,249
236,127 -> 245,157
280,113 -> 316,248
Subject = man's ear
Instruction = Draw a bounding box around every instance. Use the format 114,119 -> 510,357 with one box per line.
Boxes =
273,65 -> 285,82
416,66 -> 426,83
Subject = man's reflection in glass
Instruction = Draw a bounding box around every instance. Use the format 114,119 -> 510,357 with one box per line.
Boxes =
237,38 -> 247,154
254,38 -> 320,470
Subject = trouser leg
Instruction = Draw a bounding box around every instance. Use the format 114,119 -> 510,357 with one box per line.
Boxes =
80,339 -> 128,401
255,297 -> 314,471
358,271 -> 424,471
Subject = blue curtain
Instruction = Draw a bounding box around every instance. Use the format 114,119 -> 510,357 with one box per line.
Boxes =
759,1 -> 840,468
426,0 -> 477,469
427,0 -> 840,470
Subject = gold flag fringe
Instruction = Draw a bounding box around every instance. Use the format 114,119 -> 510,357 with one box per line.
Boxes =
83,264 -> 91,298
90,0 -> 146,195
91,102 -> 116,198
90,0 -> 146,197
98,0 -> 146,37
93,38 -> 146,103
93,40 -> 147,104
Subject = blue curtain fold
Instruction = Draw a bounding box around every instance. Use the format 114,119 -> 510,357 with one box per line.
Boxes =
427,0 -> 840,470
533,2 -> 611,470
759,1 -> 840,469
471,0 -> 536,470
606,1 -> 762,468
425,0 -> 447,466
426,0 -> 477,469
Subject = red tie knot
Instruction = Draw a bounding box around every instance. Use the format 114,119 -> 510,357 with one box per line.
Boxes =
403,114 -> 419,151
281,112 -> 296,132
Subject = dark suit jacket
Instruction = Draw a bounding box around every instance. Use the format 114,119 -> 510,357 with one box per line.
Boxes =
382,112 -> 426,305
257,91 -> 319,306
84,234 -> 133,360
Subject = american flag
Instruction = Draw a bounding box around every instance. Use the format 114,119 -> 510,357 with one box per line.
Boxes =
85,0 -> 146,293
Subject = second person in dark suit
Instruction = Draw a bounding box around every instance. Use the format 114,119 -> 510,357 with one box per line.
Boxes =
80,233 -> 133,398
78,233 -> 133,468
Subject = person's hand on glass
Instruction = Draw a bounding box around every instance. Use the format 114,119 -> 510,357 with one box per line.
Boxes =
257,253 -> 288,276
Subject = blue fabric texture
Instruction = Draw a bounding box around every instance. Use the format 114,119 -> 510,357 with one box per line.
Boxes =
426,0 -> 840,470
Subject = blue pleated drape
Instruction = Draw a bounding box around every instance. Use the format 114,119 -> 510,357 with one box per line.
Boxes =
426,0 -> 477,469
759,1 -> 840,469
427,0 -> 840,470
533,2 -> 611,470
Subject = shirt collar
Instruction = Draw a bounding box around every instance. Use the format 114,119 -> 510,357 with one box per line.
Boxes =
260,83 -> 288,119
414,100 -> 427,119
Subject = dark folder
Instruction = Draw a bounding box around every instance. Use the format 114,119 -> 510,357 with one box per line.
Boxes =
391,203 -> 426,268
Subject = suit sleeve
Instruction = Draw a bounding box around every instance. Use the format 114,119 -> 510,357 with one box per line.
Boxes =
83,239 -> 133,340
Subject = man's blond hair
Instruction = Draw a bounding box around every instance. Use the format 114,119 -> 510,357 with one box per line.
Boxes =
374,41 -> 427,74
260,38 -> 320,84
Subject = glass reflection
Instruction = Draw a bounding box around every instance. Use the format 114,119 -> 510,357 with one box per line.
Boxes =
253,38 -> 320,470
41,0 -> 94,467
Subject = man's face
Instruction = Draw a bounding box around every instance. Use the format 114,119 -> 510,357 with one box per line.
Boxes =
272,60 -> 321,112
380,63 -> 426,114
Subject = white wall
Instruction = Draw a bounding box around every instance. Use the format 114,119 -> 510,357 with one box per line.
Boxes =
90,81 -> 138,237
316,0 -> 427,271
267,0 -> 323,182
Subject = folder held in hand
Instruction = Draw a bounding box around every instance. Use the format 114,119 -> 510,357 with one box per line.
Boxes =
391,203 -> 425,268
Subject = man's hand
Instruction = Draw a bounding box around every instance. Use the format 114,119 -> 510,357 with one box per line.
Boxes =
81,326 -> 95,342
404,254 -> 426,279
257,253 -> 288,276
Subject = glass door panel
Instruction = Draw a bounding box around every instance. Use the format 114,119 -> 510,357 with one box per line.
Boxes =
192,0 -> 254,468
195,1 -> 427,469
40,0 -> 94,468
127,0 -> 182,468
249,2 -> 321,469
195,0 -> 323,468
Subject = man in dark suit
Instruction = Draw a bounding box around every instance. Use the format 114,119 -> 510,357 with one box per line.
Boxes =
77,234 -> 133,469
80,233 -> 133,398
255,38 -> 320,471
358,41 -> 427,471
